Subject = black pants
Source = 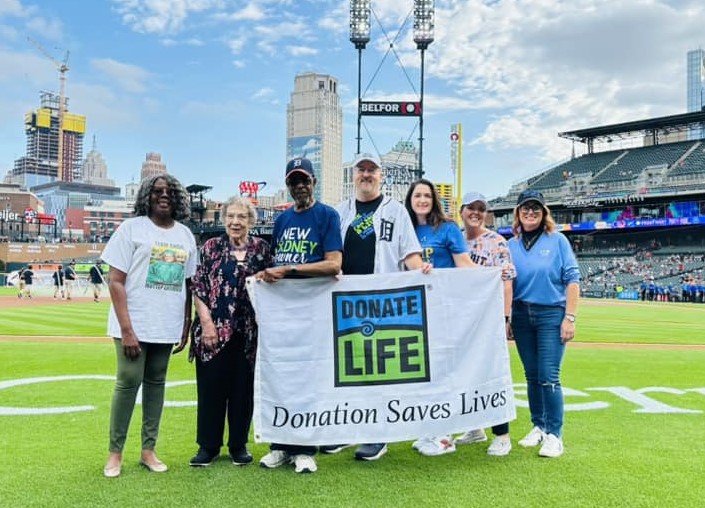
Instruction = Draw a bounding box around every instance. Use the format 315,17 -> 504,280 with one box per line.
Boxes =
492,423 -> 509,436
195,337 -> 253,451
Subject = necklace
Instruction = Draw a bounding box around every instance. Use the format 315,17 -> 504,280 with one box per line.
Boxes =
522,230 -> 541,251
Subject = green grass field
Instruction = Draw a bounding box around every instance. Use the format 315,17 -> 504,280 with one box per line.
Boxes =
1,298 -> 704,507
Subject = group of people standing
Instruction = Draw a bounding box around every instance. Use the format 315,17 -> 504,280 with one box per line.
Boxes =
101,158 -> 579,478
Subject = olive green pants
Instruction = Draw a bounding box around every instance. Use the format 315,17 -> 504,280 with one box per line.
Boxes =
108,339 -> 173,452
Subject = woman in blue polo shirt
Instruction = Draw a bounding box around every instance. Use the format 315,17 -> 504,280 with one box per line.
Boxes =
508,190 -> 580,459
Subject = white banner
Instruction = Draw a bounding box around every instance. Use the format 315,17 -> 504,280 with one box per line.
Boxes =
247,268 -> 515,445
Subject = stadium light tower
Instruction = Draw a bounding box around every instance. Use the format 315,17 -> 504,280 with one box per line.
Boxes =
350,0 -> 371,155
414,0 -> 434,177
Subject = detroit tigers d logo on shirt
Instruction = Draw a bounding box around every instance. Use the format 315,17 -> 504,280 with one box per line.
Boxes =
332,285 -> 430,387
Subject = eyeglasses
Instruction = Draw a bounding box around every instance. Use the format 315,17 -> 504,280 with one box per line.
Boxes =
519,203 -> 543,213
151,187 -> 175,197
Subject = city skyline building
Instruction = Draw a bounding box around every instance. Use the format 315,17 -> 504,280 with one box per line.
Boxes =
687,48 -> 705,140
140,152 -> 167,181
286,72 -> 343,205
6,91 -> 86,188
81,136 -> 115,187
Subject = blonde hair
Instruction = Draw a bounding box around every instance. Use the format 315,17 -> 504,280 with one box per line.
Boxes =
511,204 -> 557,237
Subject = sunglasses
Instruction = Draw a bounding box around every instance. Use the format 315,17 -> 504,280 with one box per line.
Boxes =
287,176 -> 313,186
519,203 -> 543,213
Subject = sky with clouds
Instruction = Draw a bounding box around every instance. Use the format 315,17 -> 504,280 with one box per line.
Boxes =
0,0 -> 703,201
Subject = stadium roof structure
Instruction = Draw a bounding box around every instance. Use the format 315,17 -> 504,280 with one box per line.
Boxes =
185,184 -> 212,194
559,111 -> 705,153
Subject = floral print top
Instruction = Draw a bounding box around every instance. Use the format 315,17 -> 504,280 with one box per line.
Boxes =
189,234 -> 272,365
466,230 -> 516,280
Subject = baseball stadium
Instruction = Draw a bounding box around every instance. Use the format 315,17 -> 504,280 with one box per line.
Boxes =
2,109 -> 704,507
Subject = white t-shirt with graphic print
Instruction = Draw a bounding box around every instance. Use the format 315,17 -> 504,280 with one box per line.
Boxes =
102,216 -> 197,344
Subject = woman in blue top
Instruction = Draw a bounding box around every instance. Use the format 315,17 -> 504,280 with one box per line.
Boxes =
404,179 -> 474,269
404,179 -> 474,457
507,190 -> 580,458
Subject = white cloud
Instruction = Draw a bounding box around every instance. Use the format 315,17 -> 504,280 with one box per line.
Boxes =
0,0 -> 24,16
226,2 -> 267,21
91,58 -> 152,94
287,45 -> 317,57
112,0 -> 222,34
425,0 -> 705,163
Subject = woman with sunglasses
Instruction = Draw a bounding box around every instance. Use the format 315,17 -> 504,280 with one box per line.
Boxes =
508,190 -> 580,458
404,178 -> 474,457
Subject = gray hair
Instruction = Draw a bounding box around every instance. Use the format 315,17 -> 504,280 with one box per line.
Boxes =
222,196 -> 257,226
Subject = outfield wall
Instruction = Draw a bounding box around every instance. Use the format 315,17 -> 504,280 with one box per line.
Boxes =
0,242 -> 103,264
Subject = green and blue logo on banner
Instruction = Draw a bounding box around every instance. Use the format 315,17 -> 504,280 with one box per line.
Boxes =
332,285 -> 430,387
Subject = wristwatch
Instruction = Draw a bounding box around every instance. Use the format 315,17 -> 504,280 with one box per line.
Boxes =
564,313 -> 576,323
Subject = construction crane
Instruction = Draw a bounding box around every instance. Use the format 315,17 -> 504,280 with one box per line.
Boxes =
28,37 -> 70,181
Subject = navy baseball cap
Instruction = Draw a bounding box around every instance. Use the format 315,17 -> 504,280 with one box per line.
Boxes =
285,158 -> 314,180
516,190 -> 546,207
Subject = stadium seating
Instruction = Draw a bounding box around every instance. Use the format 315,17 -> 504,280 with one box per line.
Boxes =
528,150 -> 622,191
591,142 -> 693,184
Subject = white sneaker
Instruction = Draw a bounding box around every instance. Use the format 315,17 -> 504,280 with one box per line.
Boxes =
538,434 -> 564,458
417,435 -> 456,456
487,436 -> 512,456
292,454 -> 317,473
518,426 -> 546,448
411,437 -> 432,451
454,429 -> 488,445
259,450 -> 290,468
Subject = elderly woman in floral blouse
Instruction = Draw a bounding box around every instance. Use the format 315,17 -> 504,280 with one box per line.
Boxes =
189,196 -> 272,467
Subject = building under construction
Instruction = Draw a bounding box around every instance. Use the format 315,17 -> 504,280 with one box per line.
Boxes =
8,91 -> 86,187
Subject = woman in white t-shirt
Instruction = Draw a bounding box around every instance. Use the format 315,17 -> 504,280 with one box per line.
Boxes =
101,175 -> 197,478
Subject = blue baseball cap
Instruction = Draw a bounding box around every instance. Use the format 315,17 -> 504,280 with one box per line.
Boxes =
285,158 -> 314,180
516,190 -> 546,207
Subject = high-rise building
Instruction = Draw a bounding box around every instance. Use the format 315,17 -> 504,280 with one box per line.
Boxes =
286,73 -> 343,205
81,136 -> 115,187
687,48 -> 705,140
140,152 -> 167,180
6,91 -> 86,187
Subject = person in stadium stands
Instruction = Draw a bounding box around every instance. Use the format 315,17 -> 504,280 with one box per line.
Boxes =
101,174 -> 197,478
508,190 -> 580,458
257,157 -> 342,474
325,153 -> 430,462
52,264 -> 65,299
453,191 -> 516,457
188,197 -> 272,468
403,179 -> 475,457
89,260 -> 106,302
21,265 -> 34,298
63,261 -> 77,300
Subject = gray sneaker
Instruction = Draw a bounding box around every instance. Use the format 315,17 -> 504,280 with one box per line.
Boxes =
454,429 -> 488,445
259,450 -> 290,468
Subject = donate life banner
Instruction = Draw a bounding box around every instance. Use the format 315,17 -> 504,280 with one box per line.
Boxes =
247,268 -> 515,445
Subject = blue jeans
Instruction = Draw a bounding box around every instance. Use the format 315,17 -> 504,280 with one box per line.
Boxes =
511,302 -> 566,437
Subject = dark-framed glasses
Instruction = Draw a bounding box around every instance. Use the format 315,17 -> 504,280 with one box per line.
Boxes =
520,203 -> 543,213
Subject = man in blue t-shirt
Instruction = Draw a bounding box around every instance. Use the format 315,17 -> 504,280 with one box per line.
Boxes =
257,157 -> 343,475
